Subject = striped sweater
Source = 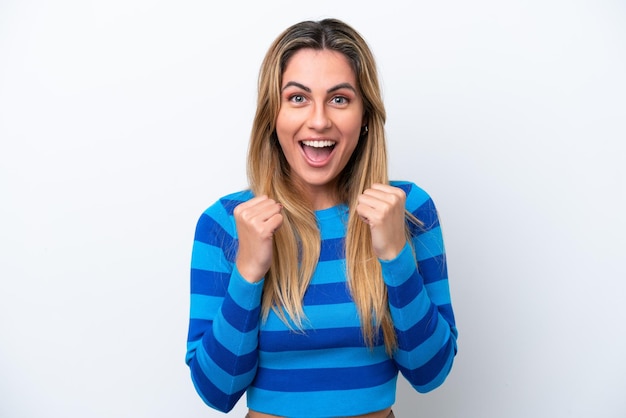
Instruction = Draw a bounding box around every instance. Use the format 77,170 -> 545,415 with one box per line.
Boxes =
186,181 -> 458,417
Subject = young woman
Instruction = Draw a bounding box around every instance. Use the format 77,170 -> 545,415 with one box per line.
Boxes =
186,18 -> 458,418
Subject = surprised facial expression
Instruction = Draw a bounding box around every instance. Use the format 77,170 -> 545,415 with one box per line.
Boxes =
275,48 -> 365,207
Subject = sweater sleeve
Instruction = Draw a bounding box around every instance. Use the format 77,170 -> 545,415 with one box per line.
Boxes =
185,197 -> 263,412
381,182 -> 458,393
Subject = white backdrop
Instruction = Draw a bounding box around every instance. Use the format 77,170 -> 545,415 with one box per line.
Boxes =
1,1 -> 625,417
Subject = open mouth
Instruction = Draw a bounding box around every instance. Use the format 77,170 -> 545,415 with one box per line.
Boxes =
300,140 -> 336,163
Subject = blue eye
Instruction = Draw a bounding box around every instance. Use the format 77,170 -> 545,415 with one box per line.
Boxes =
290,95 -> 305,103
331,96 -> 348,105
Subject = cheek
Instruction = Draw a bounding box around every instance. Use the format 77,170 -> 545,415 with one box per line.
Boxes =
274,128 -> 298,160
344,137 -> 360,160
343,118 -> 364,148
275,109 -> 299,133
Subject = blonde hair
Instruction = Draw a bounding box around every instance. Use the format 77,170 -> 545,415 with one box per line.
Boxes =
247,18 -> 401,353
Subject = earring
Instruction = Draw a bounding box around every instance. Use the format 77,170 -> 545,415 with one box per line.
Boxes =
361,125 -> 369,136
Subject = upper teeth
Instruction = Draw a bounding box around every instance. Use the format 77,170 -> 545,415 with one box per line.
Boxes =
302,140 -> 335,148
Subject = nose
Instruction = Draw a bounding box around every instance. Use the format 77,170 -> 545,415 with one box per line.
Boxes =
307,103 -> 332,131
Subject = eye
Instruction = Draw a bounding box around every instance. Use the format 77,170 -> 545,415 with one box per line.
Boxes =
331,96 -> 349,105
289,94 -> 306,104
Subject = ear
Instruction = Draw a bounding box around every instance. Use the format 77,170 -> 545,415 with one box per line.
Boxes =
361,114 -> 369,132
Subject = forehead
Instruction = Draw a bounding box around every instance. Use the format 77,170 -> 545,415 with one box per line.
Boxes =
281,48 -> 357,86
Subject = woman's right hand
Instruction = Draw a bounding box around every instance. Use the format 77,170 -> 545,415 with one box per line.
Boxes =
233,196 -> 284,283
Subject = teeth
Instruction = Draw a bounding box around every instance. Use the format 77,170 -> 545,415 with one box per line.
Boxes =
302,140 -> 336,148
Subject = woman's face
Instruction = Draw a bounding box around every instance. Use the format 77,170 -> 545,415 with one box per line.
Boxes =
275,48 -> 364,208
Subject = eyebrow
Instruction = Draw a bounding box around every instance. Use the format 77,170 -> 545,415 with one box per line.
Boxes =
282,81 -> 357,94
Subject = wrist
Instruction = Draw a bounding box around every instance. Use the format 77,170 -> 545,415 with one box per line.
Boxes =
236,261 -> 265,283
377,240 -> 407,261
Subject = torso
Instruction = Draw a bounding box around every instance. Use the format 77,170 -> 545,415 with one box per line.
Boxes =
246,203 -> 396,417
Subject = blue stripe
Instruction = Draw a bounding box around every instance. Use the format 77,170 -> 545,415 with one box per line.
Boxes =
190,269 -> 229,296
194,213 -> 232,245
220,199 -> 240,215
187,318 -> 211,343
387,270 -> 423,309
203,331 -> 258,376
191,242 -> 232,271
394,182 -> 413,197
220,194 -> 252,215
395,302 -> 439,350
418,254 -> 447,284
261,303 -> 360,331
196,346 -> 256,395
438,304 -> 456,330
317,205 -> 348,238
319,237 -> 345,261
310,259 -> 347,284
195,206 -> 232,239
413,227 -> 444,262
190,356 -> 229,409
389,289 -> 431,332
259,345 -> 389,369
394,321 -> 451,368
259,326 -> 366,352
212,310 -> 259,355
226,270 -> 264,310
411,198 -> 440,231
189,294 -> 222,320
221,292 -> 261,333
253,360 -> 396,392
398,338 -> 455,387
302,282 -> 352,305
425,280 -> 452,306
414,345 -> 456,392
190,355 -> 246,411
193,214 -> 238,263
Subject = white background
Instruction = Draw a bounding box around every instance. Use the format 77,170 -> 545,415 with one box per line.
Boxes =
1,1 -> 625,417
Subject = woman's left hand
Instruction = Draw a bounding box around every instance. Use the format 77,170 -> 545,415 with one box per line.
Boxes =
356,183 -> 407,260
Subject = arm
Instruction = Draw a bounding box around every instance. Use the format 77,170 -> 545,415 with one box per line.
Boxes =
381,182 -> 458,392
185,197 -> 263,412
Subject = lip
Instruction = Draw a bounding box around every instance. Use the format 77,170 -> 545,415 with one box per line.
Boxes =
299,140 -> 336,168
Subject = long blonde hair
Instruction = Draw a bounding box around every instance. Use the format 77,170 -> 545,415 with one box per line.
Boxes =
247,18 -> 399,353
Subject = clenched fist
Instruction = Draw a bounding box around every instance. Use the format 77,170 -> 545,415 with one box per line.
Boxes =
233,196 -> 284,283
356,183 -> 407,261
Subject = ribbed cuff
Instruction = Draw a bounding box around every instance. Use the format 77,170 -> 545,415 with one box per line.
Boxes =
227,267 -> 265,310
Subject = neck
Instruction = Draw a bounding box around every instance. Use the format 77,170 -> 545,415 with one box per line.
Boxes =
305,186 -> 341,211
291,178 -> 342,211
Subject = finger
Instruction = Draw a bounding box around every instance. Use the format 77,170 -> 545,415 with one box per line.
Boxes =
358,191 -> 396,216
368,183 -> 395,192
235,197 -> 282,222
357,191 -> 384,209
234,196 -> 265,220
252,198 -> 282,220
363,185 -> 405,202
266,212 -> 284,233
355,201 -> 381,225
235,195 -> 269,210
248,208 -> 283,237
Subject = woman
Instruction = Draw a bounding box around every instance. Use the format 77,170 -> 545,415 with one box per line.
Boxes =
186,18 -> 458,418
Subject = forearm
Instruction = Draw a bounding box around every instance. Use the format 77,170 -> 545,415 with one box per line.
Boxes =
381,244 -> 457,392
187,268 -> 264,412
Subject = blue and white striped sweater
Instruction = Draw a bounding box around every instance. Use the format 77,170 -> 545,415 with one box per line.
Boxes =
186,181 -> 458,417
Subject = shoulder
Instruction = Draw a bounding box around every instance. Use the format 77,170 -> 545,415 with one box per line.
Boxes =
390,180 -> 435,211
194,190 -> 253,236
391,180 -> 441,230
202,189 -> 254,217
